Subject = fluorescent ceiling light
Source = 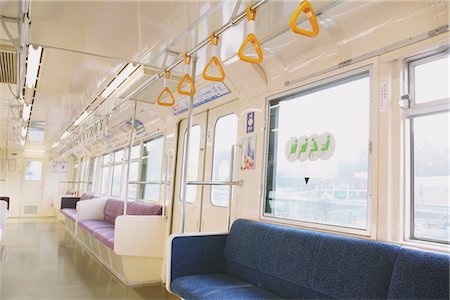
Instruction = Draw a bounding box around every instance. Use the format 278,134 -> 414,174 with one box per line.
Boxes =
25,45 -> 42,88
74,111 -> 92,127
101,64 -> 137,98
22,103 -> 31,122
21,126 -> 28,138
60,130 -> 71,140
52,141 -> 60,149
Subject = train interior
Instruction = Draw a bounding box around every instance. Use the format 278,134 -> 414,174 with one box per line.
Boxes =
0,0 -> 449,299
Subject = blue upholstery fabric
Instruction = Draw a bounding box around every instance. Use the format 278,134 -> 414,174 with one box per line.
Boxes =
170,234 -> 228,282
171,274 -> 281,300
169,219 -> 450,300
388,248 -> 450,299
311,234 -> 400,299
258,226 -> 324,298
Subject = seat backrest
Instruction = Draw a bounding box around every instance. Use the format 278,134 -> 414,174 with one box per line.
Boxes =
224,219 -> 413,299
127,201 -> 162,215
103,198 -> 124,224
80,193 -> 95,201
0,196 -> 9,210
387,247 -> 449,299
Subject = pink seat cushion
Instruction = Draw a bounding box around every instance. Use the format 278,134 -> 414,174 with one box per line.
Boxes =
103,199 -> 124,224
127,201 -> 163,215
78,219 -> 113,234
61,208 -> 77,221
80,193 -> 95,201
92,227 -> 115,249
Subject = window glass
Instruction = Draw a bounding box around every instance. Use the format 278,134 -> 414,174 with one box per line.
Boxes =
114,150 -> 124,163
128,161 -> 139,199
130,145 -> 141,159
414,54 -> 450,104
211,114 -> 238,207
103,154 -> 111,164
24,161 -> 42,181
180,125 -> 201,203
111,164 -> 122,196
87,157 -> 97,192
265,73 -> 370,230
100,167 -> 110,195
412,113 -> 449,242
141,136 -> 164,201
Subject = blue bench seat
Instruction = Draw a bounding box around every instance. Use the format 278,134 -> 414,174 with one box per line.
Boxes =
167,219 -> 449,299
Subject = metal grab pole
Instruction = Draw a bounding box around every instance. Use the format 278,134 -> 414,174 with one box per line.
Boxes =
227,144 -> 239,230
180,57 -> 197,234
124,101 -> 137,215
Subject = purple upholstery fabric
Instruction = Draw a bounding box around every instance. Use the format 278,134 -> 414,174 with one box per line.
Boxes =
103,199 -> 124,224
80,193 -> 95,201
79,219 -> 113,233
92,227 -> 115,249
127,201 -> 163,216
61,208 -> 77,221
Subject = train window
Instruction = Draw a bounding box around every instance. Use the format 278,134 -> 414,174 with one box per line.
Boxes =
100,154 -> 111,195
141,136 -> 164,201
130,145 -> 140,159
412,55 -> 449,104
111,164 -> 122,197
87,157 -> 97,193
128,161 -> 139,199
211,114 -> 238,207
408,51 -> 449,244
114,150 -> 124,163
180,125 -> 201,203
111,150 -> 124,197
24,160 -> 42,181
265,72 -> 371,230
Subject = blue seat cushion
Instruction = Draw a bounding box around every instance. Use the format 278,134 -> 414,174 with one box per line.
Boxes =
171,273 -> 281,300
388,248 -> 450,299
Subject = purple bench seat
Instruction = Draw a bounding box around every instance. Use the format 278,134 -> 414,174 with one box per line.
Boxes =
79,198 -> 162,249
61,208 -> 77,221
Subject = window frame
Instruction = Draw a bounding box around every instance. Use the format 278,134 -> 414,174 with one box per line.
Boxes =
261,64 -> 377,237
111,149 -> 125,197
210,113 -> 238,207
139,134 -> 165,202
405,48 -> 450,245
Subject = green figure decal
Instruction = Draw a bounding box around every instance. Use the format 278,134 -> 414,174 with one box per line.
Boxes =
321,134 -> 331,155
309,138 -> 318,158
298,138 -> 308,158
290,139 -> 298,154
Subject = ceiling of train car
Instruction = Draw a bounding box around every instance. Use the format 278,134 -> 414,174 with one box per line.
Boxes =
0,0 -> 447,153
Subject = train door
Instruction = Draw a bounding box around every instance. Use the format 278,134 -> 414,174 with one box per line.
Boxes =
21,160 -> 44,216
172,102 -> 239,233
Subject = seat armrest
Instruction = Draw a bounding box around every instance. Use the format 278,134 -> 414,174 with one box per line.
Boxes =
166,233 -> 228,293
76,197 -> 109,221
60,197 -> 81,210
114,215 -> 166,257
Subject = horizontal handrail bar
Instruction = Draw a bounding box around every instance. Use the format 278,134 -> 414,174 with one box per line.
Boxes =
128,180 -> 169,185
187,180 -> 242,186
59,181 -> 92,183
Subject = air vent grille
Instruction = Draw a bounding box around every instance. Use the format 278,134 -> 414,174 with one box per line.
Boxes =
0,46 -> 16,84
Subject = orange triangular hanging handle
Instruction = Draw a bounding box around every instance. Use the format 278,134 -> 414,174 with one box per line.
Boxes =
157,87 -> 175,106
203,33 -> 225,82
177,74 -> 196,96
238,5 -> 263,64
290,0 -> 319,37
203,56 -> 225,82
157,70 -> 175,107
238,34 -> 263,64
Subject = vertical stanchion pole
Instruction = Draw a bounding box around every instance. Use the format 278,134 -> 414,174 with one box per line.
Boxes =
124,101 -> 137,215
180,57 -> 197,234
227,145 -> 238,230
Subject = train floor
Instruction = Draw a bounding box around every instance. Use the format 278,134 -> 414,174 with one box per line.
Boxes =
0,218 -> 178,300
